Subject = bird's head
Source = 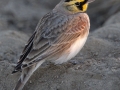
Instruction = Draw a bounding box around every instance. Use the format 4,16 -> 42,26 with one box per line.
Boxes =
56,0 -> 95,13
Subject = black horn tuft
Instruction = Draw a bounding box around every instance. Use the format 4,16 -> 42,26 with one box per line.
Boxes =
65,0 -> 71,2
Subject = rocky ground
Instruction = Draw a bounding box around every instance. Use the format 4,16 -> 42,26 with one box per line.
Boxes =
0,0 -> 120,90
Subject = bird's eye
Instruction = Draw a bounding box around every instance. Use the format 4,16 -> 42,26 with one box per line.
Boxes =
65,0 -> 71,2
75,2 -> 80,6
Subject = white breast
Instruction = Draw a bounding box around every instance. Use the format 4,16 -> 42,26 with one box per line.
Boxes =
67,36 -> 87,60
54,35 -> 88,64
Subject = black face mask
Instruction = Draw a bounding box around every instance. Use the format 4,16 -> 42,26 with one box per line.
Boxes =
75,0 -> 88,11
65,0 -> 71,2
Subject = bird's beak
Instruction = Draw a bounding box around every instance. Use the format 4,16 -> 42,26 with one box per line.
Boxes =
87,0 -> 95,3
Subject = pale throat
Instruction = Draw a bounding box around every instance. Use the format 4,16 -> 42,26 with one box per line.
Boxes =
66,5 -> 80,13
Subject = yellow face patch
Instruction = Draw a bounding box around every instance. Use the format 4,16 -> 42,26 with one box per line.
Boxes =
64,0 -> 89,13
70,0 -> 85,2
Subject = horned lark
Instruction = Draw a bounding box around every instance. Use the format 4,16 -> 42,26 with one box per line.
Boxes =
12,0 -> 94,90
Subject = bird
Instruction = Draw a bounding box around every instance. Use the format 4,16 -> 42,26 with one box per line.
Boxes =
12,0 -> 94,90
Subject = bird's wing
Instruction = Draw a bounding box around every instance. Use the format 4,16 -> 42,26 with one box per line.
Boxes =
13,12 -> 89,72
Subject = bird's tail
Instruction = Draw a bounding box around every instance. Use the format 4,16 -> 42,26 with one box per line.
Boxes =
13,66 -> 35,90
13,60 -> 45,90
13,76 -> 26,90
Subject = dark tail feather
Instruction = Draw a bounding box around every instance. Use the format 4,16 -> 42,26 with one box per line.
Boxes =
13,60 -> 45,90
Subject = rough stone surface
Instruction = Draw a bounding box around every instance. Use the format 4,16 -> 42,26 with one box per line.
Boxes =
88,0 -> 120,30
104,12 -> 120,25
0,30 -> 29,63
0,22 -> 120,90
0,0 -> 59,33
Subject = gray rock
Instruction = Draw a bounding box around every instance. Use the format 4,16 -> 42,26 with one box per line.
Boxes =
0,30 -> 29,90
0,0 -> 120,33
87,0 -> 120,30
0,0 -> 60,33
0,23 -> 120,90
91,24 -> 120,44
0,30 -> 29,63
104,12 -> 120,25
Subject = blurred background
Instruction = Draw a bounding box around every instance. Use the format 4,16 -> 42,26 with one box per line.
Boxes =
0,0 -> 120,34
0,0 -> 120,90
